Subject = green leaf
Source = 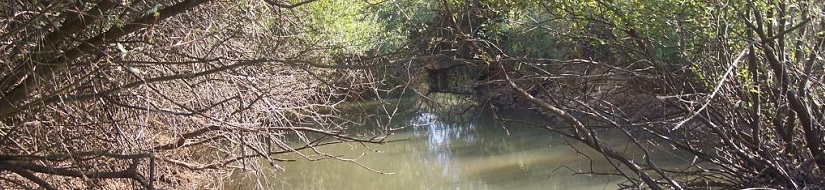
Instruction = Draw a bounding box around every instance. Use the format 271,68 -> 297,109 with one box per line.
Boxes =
146,4 -> 162,16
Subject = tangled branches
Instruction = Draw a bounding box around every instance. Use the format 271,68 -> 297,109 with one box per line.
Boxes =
434,0 -> 825,189
0,0 -> 392,189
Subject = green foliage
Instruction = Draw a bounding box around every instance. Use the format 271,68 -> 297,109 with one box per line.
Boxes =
296,0 -> 399,54
367,0 -> 442,53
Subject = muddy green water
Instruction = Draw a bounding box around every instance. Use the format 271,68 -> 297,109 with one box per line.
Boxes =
237,95 -> 687,190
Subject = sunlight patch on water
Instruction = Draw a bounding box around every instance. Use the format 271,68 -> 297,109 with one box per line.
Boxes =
235,98 -> 688,190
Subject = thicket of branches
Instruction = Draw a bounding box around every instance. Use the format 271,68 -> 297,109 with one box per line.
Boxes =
3,0 -> 823,189
0,0 -> 398,189
412,0 -> 824,189
487,1 -> 823,189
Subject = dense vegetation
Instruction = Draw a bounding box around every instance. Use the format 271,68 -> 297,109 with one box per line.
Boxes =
1,0 -> 823,189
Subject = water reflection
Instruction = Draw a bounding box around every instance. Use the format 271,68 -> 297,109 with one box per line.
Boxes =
411,111 -> 480,181
242,96 -> 684,190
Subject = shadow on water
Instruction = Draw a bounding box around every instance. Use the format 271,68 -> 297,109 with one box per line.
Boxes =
233,93 -> 688,190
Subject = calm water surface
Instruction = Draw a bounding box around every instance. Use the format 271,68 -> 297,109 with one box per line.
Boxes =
243,96 -> 686,190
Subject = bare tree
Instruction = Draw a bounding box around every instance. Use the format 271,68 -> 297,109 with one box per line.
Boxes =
490,0 -> 825,189
423,0 -> 824,189
0,0 -> 394,189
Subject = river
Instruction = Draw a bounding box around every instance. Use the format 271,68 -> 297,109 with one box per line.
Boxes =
232,93 -> 688,190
